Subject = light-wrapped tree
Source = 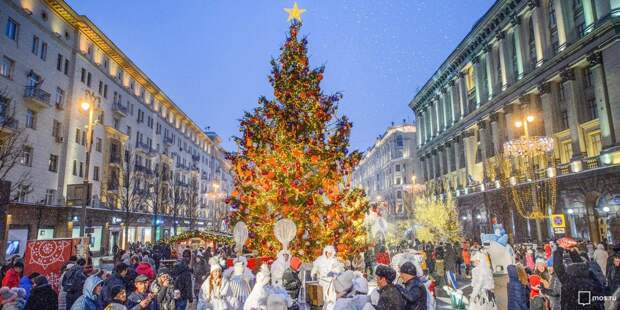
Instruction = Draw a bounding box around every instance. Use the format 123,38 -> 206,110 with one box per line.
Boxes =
227,22 -> 368,260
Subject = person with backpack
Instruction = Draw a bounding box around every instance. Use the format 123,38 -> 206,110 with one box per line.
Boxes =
397,262 -> 427,310
62,258 -> 87,309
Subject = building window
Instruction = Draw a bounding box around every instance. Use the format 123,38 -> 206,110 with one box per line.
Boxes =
0,56 -> 15,79
396,135 -> 403,147
397,191 -> 402,199
40,42 -> 47,60
57,54 -> 63,71
588,132 -> 602,156
49,154 -> 58,172
44,189 -> 55,205
17,185 -> 28,202
21,146 -> 33,166
113,118 -> 120,130
72,160 -> 77,176
549,0 -> 559,53
86,72 -> 92,87
81,130 -> 86,146
559,83 -> 566,101
5,18 -> 19,41
528,17 -> 537,67
64,59 -> 69,75
31,35 -> 40,55
54,87 -> 65,108
80,68 -> 86,83
96,138 -> 102,152
75,128 -> 81,143
79,162 -> 84,177
103,84 -> 108,98
586,98 -> 597,120
98,81 -> 103,95
560,140 -> 573,163
560,110 -> 569,130
25,109 -> 36,129
93,166 -> 99,181
395,164 -> 401,172
52,120 -> 61,140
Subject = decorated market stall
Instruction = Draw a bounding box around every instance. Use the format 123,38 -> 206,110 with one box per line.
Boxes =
163,230 -> 233,258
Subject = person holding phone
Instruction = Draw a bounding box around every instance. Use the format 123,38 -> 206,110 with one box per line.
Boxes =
127,275 -> 154,310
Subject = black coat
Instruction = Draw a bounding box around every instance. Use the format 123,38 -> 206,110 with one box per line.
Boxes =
376,283 -> 406,310
173,262 -> 193,302
25,283 -> 58,310
553,247 -> 605,310
282,268 -> 302,300
397,278 -> 427,310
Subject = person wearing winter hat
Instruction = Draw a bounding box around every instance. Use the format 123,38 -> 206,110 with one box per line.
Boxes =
349,272 -> 371,309
197,260 -> 228,310
397,261 -> 427,310
24,275 -> 58,310
332,270 -> 355,310
370,265 -> 405,310
150,269 -> 175,310
0,287 -> 20,310
70,274 -> 105,310
127,275 -> 153,310
266,293 -> 287,310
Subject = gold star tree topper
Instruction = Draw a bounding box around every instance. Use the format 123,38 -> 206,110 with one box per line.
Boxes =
284,2 -> 306,22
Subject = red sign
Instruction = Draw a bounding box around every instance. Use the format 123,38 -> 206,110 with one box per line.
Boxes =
23,239 -> 74,292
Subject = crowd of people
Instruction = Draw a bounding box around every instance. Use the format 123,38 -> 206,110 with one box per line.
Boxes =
2,237 -> 620,310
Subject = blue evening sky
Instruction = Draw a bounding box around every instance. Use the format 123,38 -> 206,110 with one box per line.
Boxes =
66,0 -> 494,152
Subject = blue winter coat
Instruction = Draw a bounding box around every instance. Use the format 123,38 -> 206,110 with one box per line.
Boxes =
19,275 -> 32,300
507,265 -> 528,310
70,275 -> 104,310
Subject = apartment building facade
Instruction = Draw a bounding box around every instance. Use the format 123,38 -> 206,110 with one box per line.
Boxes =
0,0 -> 232,256
410,0 -> 620,243
353,123 -> 421,221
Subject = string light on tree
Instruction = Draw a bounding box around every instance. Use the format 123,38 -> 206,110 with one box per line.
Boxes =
226,8 -> 368,260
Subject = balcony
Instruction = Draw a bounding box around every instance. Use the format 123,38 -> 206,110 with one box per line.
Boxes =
112,102 -> 128,117
23,86 -> 51,110
137,142 -> 158,157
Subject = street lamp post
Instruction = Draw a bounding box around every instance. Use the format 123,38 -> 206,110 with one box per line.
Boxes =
79,95 -> 98,237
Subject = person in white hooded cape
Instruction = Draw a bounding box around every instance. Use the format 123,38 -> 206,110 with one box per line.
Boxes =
197,259 -> 230,310
244,264 -> 293,310
224,260 -> 253,310
270,250 -> 291,287
469,251 -> 497,310
311,246 -> 339,309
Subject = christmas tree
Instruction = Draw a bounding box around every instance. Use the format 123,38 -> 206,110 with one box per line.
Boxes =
227,21 -> 368,260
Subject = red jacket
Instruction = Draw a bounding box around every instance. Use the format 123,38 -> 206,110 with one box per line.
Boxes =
2,268 -> 20,288
135,262 -> 155,280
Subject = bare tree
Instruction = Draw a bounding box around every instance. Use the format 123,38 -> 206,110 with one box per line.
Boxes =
187,173 -> 201,231
170,171 -> 188,235
149,160 -> 171,242
107,148 -> 153,249
0,89 -> 30,262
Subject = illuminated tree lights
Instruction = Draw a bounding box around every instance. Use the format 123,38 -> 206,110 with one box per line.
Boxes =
226,22 -> 369,261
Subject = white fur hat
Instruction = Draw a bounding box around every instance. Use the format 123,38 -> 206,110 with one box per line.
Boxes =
333,270 -> 355,294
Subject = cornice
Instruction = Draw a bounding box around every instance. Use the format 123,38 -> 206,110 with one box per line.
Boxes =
44,0 -> 216,150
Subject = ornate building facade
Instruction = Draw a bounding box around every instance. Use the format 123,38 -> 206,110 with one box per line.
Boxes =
410,0 -> 620,243
353,123 -> 421,220
0,0 -> 232,256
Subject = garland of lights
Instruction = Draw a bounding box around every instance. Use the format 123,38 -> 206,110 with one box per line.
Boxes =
498,137 -> 558,220
163,230 -> 234,245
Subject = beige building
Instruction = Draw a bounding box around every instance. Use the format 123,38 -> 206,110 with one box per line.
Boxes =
0,0 -> 232,256
353,122 -> 421,221
410,0 -> 620,243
